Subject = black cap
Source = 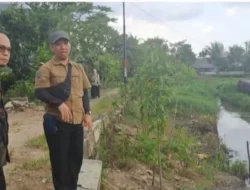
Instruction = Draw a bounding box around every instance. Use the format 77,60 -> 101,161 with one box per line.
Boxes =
48,30 -> 70,44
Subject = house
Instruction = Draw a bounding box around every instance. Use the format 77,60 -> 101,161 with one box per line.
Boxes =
233,61 -> 243,67
192,58 -> 217,75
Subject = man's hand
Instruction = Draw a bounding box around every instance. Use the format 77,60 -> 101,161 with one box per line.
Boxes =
83,114 -> 92,130
58,103 -> 72,122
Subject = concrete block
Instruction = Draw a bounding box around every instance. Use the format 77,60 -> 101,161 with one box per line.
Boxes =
93,120 -> 102,144
87,130 -> 95,156
78,159 -> 102,190
83,114 -> 109,159
83,139 -> 89,159
100,113 -> 109,127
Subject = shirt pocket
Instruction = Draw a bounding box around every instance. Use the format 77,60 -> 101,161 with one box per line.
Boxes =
72,70 -> 83,97
50,72 -> 67,86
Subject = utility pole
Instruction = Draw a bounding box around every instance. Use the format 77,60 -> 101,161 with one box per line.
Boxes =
122,2 -> 127,83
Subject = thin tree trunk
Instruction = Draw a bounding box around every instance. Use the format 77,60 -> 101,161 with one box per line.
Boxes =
157,123 -> 163,190
158,141 -> 163,190
152,165 -> 155,186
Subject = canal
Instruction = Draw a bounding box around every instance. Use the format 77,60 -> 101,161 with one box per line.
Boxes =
217,100 -> 250,187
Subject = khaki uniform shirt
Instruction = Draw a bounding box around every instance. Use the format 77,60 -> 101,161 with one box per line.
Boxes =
35,58 -> 91,124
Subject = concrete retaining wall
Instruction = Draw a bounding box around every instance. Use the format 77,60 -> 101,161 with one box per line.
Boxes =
78,108 -> 123,190
83,108 -> 123,159
83,113 -> 109,159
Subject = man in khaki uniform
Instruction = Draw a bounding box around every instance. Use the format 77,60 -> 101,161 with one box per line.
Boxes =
34,30 -> 92,190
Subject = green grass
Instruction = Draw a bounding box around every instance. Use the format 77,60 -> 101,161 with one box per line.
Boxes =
228,160 -> 248,179
218,81 -> 250,112
22,154 -> 50,170
169,76 -> 247,116
108,77 -> 249,180
25,134 -> 48,150
169,78 -> 218,115
91,93 -> 120,116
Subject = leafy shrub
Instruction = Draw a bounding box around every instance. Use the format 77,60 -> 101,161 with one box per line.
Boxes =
229,160 -> 247,179
5,80 -> 35,101
218,81 -> 250,112
95,54 -> 122,88
166,128 -> 197,166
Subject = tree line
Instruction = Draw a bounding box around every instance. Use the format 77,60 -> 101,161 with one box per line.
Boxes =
0,2 -> 249,96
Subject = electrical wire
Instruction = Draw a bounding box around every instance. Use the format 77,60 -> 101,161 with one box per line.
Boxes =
129,2 -> 208,48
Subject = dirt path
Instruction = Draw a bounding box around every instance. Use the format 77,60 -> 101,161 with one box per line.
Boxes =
3,88 -> 118,190
90,88 -> 119,104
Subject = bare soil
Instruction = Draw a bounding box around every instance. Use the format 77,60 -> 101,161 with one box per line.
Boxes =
4,108 -> 52,190
100,113 -> 246,190
2,88 -> 246,190
4,89 -> 119,190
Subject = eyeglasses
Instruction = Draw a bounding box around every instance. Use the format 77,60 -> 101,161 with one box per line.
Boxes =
0,45 -> 11,53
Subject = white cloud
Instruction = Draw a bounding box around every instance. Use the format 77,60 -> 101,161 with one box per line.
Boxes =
109,16 -> 183,42
109,16 -> 215,54
191,21 -> 205,27
191,21 -> 215,33
100,2 -> 204,21
107,3 -> 250,55
225,7 -> 238,17
203,25 -> 215,33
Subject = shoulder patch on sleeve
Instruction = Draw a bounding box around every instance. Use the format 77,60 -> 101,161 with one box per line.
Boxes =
35,71 -> 41,79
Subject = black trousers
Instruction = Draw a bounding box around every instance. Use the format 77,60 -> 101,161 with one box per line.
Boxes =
97,85 -> 100,98
91,85 -> 100,99
44,121 -> 83,190
0,167 -> 6,190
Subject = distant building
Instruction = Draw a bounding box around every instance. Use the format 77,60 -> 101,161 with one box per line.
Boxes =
233,61 -> 243,67
192,58 -> 217,75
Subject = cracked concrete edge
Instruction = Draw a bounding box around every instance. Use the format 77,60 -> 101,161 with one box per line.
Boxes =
84,113 -> 109,159
78,159 -> 103,190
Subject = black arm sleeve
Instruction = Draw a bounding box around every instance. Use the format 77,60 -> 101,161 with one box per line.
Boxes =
35,88 -> 63,107
83,89 -> 90,113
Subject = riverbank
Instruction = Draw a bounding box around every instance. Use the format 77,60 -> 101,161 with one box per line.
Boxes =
169,77 -> 249,183
99,77 -> 248,190
217,79 -> 250,115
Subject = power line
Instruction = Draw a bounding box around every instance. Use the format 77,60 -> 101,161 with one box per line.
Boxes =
129,2 -> 208,48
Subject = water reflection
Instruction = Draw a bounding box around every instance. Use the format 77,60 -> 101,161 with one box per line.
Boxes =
217,100 -> 250,162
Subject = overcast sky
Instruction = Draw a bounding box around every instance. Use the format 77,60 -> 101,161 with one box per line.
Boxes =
95,2 -> 250,54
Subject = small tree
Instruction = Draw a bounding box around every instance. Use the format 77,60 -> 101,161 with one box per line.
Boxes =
123,45 -> 196,189
95,54 -> 121,88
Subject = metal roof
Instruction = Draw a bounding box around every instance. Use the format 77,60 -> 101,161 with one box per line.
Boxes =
192,58 -> 216,69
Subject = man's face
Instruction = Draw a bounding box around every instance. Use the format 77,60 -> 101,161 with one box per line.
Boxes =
50,38 -> 71,60
0,35 -> 11,66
